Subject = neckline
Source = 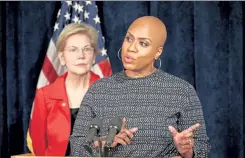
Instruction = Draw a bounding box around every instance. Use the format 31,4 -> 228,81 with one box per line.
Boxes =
121,69 -> 161,80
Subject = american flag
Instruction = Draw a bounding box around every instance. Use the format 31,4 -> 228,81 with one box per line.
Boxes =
36,1 -> 112,89
26,1 -> 112,152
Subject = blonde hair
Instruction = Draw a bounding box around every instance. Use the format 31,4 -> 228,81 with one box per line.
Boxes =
56,23 -> 99,54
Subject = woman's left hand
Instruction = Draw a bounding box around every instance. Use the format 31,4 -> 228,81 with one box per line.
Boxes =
168,123 -> 200,158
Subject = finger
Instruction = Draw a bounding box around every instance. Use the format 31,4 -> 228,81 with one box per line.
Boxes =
183,123 -> 200,134
111,131 -> 134,148
121,129 -> 134,139
168,126 -> 178,137
121,127 -> 138,139
95,136 -> 107,148
129,127 -> 138,133
114,137 -> 127,146
116,134 -> 131,144
93,141 -> 99,148
101,141 -> 106,148
116,132 -> 127,139
179,139 -> 194,149
111,141 -> 118,148
180,144 -> 193,149
183,132 -> 194,138
121,118 -> 126,129
179,138 -> 194,146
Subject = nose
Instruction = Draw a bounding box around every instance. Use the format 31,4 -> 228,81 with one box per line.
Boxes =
77,49 -> 85,59
127,41 -> 138,52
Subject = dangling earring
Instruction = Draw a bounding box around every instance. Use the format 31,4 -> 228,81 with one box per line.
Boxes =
117,48 -> 122,60
155,58 -> 162,70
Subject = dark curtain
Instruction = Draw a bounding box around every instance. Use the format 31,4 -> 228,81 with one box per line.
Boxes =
0,2 -> 60,158
0,1 -> 243,158
0,2 -> 5,158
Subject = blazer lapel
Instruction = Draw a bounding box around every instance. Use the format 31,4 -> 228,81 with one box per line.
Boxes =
49,72 -> 71,124
47,71 -> 100,125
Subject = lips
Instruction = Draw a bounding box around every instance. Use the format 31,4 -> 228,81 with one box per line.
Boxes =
123,56 -> 135,63
74,63 -> 87,66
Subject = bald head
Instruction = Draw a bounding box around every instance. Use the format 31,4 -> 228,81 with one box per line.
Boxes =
128,16 -> 167,46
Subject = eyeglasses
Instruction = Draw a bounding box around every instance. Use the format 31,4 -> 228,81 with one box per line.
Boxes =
64,46 -> 94,55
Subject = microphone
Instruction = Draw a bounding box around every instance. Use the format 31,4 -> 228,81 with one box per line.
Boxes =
83,117 -> 102,155
103,117 -> 122,156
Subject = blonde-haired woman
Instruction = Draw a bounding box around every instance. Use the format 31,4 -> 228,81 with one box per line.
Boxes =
27,23 -> 101,156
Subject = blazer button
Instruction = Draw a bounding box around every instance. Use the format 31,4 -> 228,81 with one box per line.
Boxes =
62,103 -> 66,107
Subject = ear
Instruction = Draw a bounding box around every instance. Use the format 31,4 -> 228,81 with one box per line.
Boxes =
155,46 -> 163,59
92,52 -> 97,64
58,52 -> 66,65
93,53 -> 96,61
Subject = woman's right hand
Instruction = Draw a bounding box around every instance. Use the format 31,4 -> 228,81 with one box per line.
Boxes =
94,118 -> 138,148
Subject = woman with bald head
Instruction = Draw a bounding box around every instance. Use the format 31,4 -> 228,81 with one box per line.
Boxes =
70,16 -> 210,158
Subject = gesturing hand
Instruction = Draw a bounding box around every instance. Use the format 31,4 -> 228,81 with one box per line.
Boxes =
168,123 -> 200,158
94,118 -> 138,148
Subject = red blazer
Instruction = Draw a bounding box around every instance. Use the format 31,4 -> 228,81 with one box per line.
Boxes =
29,71 -> 100,156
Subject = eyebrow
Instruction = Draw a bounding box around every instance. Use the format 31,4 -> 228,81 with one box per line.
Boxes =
127,32 -> 152,43
66,44 -> 91,48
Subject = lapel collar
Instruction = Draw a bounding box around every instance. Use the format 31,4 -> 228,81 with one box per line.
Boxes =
49,71 -> 100,100
47,71 -> 100,124
49,72 -> 70,123
49,72 -> 68,100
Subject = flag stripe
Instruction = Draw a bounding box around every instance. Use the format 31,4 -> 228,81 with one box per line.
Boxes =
45,39 -> 67,76
36,71 -> 49,89
98,59 -> 112,77
42,56 -> 58,83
